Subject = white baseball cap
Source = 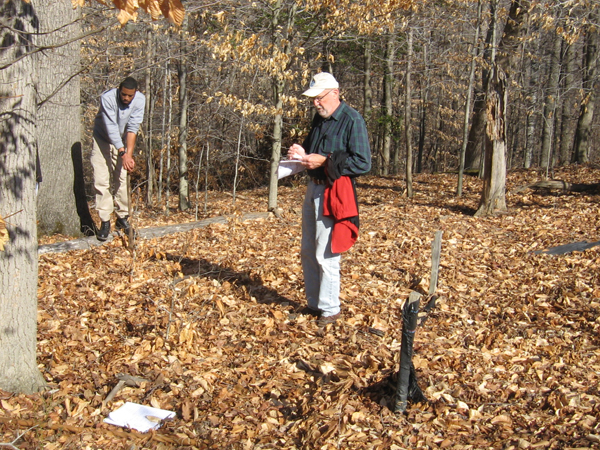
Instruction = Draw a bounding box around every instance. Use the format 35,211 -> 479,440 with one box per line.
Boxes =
302,72 -> 339,97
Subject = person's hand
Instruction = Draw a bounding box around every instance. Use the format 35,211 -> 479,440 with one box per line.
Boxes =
303,153 -> 326,170
122,153 -> 135,172
288,144 -> 306,161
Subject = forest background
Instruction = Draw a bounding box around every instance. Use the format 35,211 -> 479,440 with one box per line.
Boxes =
36,0 -> 600,236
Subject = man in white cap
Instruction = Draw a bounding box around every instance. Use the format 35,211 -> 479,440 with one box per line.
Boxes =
288,72 -> 371,327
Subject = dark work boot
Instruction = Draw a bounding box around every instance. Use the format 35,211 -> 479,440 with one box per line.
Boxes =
97,220 -> 111,241
115,216 -> 132,235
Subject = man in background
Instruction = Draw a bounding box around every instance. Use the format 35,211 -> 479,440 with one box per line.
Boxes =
288,72 -> 371,327
91,76 -> 145,241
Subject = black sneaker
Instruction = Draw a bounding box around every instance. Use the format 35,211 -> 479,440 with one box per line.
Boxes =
115,216 -> 131,233
115,216 -> 136,239
97,220 -> 111,241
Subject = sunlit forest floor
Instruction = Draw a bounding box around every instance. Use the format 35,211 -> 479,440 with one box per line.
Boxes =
2,165 -> 600,449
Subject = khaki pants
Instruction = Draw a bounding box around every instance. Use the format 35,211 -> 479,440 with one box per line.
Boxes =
91,134 -> 128,222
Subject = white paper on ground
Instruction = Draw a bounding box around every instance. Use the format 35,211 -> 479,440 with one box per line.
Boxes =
104,402 -> 176,433
278,160 -> 305,179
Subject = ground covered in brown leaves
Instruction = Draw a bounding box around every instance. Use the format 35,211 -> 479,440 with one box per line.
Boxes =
2,166 -> 600,449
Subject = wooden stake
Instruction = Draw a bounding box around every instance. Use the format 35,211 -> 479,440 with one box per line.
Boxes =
429,230 -> 443,295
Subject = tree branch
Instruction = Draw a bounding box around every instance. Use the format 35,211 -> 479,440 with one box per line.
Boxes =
0,425 -> 37,449
0,20 -> 118,72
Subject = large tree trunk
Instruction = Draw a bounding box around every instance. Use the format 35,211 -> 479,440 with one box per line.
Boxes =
458,0 -> 482,196
475,0 -> 529,215
475,67 -> 508,217
572,14 -> 598,164
178,15 -> 190,211
0,0 -> 47,394
34,0 -> 94,236
464,0 -> 498,172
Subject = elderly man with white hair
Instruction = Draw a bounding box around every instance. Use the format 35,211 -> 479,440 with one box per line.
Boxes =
288,72 -> 371,328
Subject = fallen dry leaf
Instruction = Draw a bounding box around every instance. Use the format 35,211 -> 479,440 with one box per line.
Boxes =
1,167 -> 599,449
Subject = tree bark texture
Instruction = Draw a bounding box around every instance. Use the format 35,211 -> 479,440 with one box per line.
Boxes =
463,0 -> 497,171
268,78 -> 284,212
34,0 -> 94,236
540,28 -> 562,170
145,28 -> 156,207
417,38 -> 430,174
572,14 -> 598,164
178,15 -> 190,211
405,26 -> 414,198
0,0 -> 47,393
165,72 -> 173,214
475,68 -> 508,217
268,0 -> 295,213
458,0 -> 482,196
363,40 -> 372,123
558,41 -> 576,166
381,33 -> 395,176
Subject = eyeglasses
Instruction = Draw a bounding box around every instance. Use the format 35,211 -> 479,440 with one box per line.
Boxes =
313,90 -> 333,103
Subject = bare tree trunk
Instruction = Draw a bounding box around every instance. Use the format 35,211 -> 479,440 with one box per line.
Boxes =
558,41 -> 576,165
476,0 -> 529,215
540,28 -> 562,172
178,15 -> 190,211
165,72 -> 173,215
523,56 -> 538,169
194,148 -> 204,221
382,33 -> 395,176
572,13 -> 598,164
363,39 -> 372,122
35,0 -> 93,236
145,28 -> 156,207
268,77 -> 284,212
204,141 -> 210,214
234,70 -> 259,204
268,0 -> 296,213
0,0 -> 47,394
475,67 -> 508,217
458,0 -> 482,196
464,0 -> 498,172
158,62 -> 168,205
417,36 -> 430,174
405,26 -> 414,198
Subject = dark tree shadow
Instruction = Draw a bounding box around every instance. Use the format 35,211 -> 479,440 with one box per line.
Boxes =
414,201 -> 478,216
165,254 -> 301,310
359,367 -> 428,413
355,182 -> 404,193
72,142 -> 97,236
359,371 -> 398,409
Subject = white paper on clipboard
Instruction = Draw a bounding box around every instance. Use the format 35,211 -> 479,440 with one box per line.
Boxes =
277,160 -> 306,179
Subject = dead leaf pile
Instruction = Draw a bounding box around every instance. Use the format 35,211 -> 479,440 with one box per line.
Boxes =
1,165 -> 600,449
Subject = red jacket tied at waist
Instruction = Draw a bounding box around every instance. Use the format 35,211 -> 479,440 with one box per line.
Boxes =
322,175 -> 359,253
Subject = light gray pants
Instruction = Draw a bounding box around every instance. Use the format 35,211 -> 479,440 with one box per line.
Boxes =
91,134 -> 128,222
301,181 -> 341,318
